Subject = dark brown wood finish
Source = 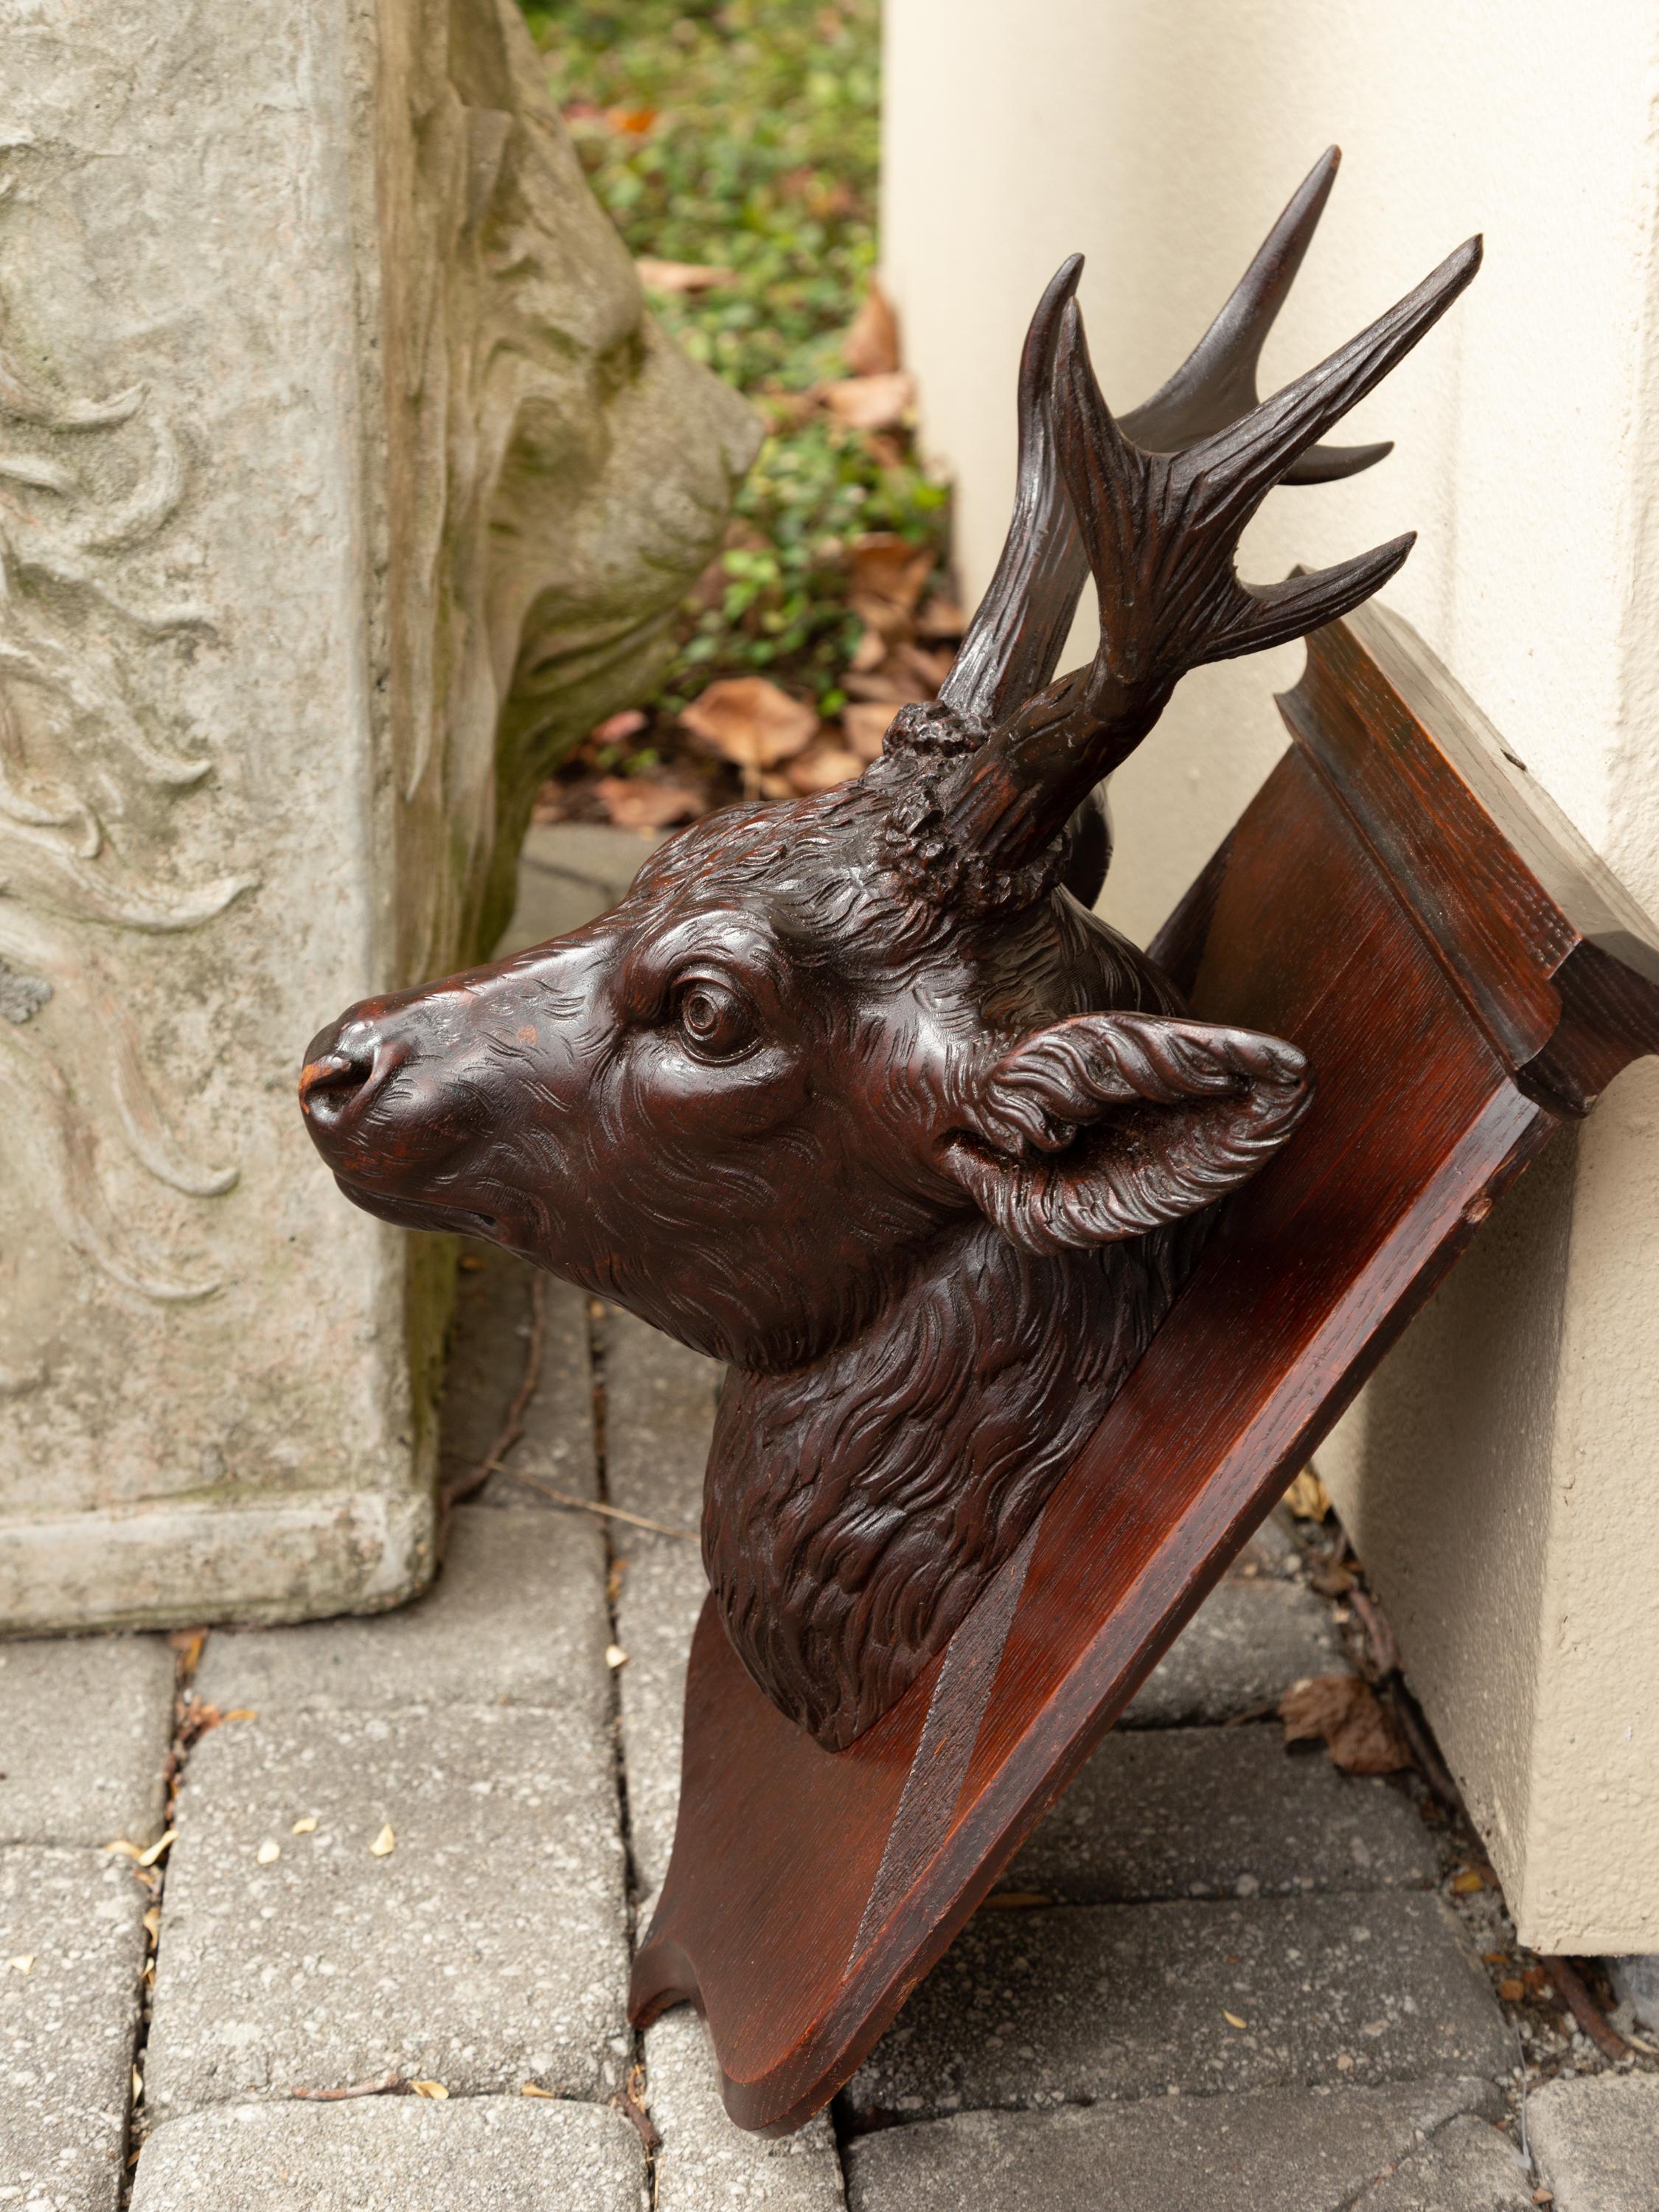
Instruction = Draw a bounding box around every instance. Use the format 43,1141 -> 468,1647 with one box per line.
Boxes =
627,599 -> 1659,2132
299,156 -> 1481,1756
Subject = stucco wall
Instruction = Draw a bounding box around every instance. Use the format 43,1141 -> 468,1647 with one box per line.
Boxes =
883,0 -> 1659,1947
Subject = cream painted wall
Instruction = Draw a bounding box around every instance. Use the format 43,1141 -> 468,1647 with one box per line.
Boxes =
883,0 -> 1659,1948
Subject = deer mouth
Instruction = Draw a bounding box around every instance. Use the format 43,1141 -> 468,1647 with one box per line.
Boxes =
326,1174 -> 504,1241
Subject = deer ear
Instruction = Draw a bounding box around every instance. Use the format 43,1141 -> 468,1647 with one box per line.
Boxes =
945,1012 -> 1312,1255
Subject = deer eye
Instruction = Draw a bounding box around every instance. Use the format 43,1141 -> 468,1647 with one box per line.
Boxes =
673,976 -> 757,1060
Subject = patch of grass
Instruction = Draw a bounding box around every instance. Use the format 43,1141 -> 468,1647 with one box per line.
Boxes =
522,0 -> 950,773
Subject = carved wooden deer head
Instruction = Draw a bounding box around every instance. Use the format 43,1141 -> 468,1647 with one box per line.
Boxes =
300,153 -> 1478,1750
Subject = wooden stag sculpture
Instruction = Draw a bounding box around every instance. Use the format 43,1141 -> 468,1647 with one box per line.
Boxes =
299,153 -> 1479,1753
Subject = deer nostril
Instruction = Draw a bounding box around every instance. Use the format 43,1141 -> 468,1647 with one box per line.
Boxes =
298,1050 -> 369,1113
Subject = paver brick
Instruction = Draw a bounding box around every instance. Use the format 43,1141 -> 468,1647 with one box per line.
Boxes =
1528,2072 -> 1659,2211
503,823 -> 659,955
603,1309 -> 717,1905
439,1256 -> 597,1511
1123,1580 -> 1346,1726
0,1845 -> 146,2212
0,1635 -> 175,1848
647,2007 -> 845,2210
195,1506 -> 608,1717
843,2079 -> 1511,2212
129,2096 -> 647,2211
1355,2112 -> 1535,2208
841,1890 -> 1509,2124
1006,1723 -> 1435,1903
145,1703 -> 628,2118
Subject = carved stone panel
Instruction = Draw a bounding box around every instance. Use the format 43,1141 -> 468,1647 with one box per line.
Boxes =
0,0 -> 755,1631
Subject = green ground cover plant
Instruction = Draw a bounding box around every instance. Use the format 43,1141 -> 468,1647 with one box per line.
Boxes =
522,0 -> 955,818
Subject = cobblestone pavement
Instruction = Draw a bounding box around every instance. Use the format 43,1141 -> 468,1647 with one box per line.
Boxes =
4,824 -> 1655,2209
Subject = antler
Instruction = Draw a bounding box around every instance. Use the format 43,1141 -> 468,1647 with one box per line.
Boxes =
900,228 -> 1481,906
942,147 -> 1388,730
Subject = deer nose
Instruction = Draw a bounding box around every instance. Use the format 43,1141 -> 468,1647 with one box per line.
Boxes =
298,1016 -> 403,1139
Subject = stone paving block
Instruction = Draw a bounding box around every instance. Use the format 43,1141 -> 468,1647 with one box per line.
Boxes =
1527,2072 -> 1659,2211
603,1307 -> 719,1535
501,823 -> 661,955
195,1506 -> 607,1717
647,2007 -> 845,2210
0,1634 -> 175,1848
1354,2112 -> 1536,2209
0,1845 -> 146,2211
130,2096 -> 646,2211
1006,1724 -> 1435,1903
844,2079 -> 1508,2212
145,1703 -> 627,2118
1123,1580 -> 1346,1726
616,1543 -> 707,1907
439,1254 -> 597,1511
604,1307 -> 719,1904
841,1889 -> 1509,2124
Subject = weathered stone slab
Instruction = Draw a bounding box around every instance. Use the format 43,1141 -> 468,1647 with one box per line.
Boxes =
1006,1724 -> 1434,1902
843,2081 -> 1512,2212
0,1845 -> 146,2211
841,1890 -> 1509,2124
439,1256 -> 598,1512
145,1703 -> 627,2118
130,2097 -> 645,2211
195,1506 -> 607,1716
1123,1582 -> 1347,1725
0,1634 -> 174,1846
605,1308 -> 719,1903
501,824 -> 664,955
647,2007 -> 846,2211
0,0 -> 752,1636
1355,2113 -> 1536,2209
1528,2073 -> 1659,2211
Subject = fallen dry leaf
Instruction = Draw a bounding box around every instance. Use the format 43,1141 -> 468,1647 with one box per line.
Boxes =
848,625 -> 887,674
681,677 -> 818,776
848,531 -> 933,616
916,594 -> 967,641
1222,2010 -> 1248,2029
167,1627 -> 208,1670
369,1824 -> 397,1857
7,1954 -> 32,1975
521,2083 -> 559,2099
103,1840 -> 144,1863
1450,1868 -> 1487,1894
1282,1469 -> 1331,1520
843,703 -> 897,764
1498,1976 -> 1526,2002
142,1907 -> 161,1942
594,774 -> 707,832
256,1840 -> 281,1865
605,1644 -> 629,1670
292,1817 -> 319,1835
634,257 -> 733,292
1281,1674 -> 1411,1775
842,282 -> 900,376
785,740 -> 863,795
222,1708 -> 257,1724
821,371 -> 914,432
591,707 -> 647,745
411,2079 -> 449,2100
138,1829 -> 176,1869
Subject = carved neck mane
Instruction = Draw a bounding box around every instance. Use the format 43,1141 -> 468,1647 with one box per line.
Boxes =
702,1212 -> 1207,1750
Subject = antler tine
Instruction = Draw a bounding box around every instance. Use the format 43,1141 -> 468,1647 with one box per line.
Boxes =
1187,236 -> 1484,543
1125,145 -> 1389,485
936,152 -> 1394,733
938,257 -> 1089,726
1200,536 -> 1416,664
